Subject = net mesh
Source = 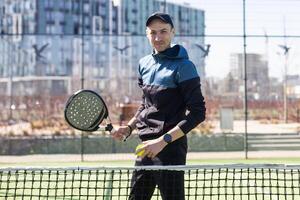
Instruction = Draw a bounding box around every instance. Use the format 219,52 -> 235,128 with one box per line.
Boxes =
0,164 -> 300,200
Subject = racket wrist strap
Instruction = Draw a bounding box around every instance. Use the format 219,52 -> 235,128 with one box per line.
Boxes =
124,124 -> 133,141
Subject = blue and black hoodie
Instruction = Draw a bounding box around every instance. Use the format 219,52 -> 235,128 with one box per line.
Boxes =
135,44 -> 206,165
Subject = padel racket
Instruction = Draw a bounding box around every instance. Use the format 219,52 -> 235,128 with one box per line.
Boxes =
64,89 -> 114,132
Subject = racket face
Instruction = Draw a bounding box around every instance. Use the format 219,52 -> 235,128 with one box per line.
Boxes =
64,90 -> 108,131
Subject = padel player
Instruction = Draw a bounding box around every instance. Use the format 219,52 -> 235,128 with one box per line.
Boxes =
113,12 -> 206,200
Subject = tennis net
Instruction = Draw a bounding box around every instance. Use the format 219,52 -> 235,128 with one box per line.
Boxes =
0,164 -> 300,200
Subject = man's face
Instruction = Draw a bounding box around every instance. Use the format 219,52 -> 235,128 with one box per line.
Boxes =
146,19 -> 175,53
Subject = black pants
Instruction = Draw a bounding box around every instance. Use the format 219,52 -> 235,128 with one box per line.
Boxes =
128,168 -> 185,200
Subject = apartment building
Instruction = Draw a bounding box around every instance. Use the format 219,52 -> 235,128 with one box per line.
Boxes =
0,0 -> 205,98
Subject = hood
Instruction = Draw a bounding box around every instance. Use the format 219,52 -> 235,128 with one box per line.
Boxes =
154,44 -> 189,59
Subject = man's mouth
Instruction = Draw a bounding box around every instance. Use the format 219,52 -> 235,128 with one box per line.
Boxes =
155,43 -> 164,46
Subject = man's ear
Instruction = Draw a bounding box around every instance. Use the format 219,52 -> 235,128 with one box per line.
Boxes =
171,28 -> 175,37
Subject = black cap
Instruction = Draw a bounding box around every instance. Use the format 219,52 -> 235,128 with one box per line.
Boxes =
146,12 -> 174,28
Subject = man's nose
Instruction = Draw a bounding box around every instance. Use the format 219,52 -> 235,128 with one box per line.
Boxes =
154,34 -> 161,41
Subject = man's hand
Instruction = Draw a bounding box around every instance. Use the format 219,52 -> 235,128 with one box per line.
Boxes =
136,126 -> 185,159
137,136 -> 167,159
111,126 -> 131,141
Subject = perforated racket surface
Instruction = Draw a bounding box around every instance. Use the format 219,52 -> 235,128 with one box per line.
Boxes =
64,90 -> 113,132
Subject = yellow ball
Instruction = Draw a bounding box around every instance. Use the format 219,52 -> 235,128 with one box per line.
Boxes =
135,144 -> 145,157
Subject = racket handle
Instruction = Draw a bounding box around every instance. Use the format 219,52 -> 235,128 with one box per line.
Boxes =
106,124 -> 117,140
105,124 -> 114,132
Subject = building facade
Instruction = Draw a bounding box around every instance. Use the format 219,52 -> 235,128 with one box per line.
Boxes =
0,0 -> 205,100
227,53 -> 270,100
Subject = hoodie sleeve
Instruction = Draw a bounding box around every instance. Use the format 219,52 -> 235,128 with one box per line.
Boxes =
134,64 -> 145,118
134,75 -> 146,118
176,61 -> 206,134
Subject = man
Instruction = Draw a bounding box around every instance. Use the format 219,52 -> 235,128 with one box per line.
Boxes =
113,12 -> 206,200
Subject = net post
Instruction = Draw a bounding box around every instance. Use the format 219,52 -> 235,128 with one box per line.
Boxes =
242,0 -> 249,160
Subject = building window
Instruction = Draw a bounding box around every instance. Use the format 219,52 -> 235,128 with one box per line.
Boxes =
45,0 -> 53,9
74,23 -> 80,34
65,1 -> 71,11
83,3 -> 90,13
46,11 -> 52,21
84,16 -> 89,25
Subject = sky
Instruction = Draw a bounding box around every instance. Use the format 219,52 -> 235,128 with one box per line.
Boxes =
167,0 -> 300,79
